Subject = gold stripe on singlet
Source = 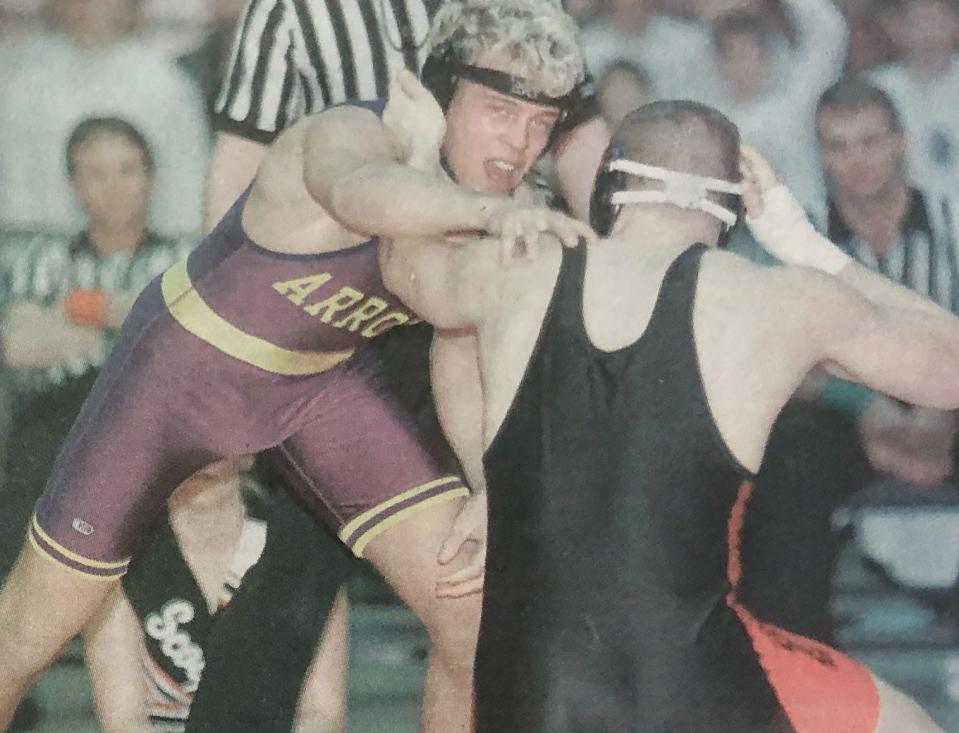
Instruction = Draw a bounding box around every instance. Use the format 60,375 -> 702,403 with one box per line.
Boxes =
161,259 -> 355,376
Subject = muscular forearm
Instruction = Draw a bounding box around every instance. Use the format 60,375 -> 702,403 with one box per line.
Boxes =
328,164 -> 503,240
430,330 -> 488,494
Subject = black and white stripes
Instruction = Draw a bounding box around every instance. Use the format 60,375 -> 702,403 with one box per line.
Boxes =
215,0 -> 436,143
827,189 -> 959,314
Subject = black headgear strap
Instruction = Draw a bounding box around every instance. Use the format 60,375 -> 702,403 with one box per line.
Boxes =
447,61 -> 576,110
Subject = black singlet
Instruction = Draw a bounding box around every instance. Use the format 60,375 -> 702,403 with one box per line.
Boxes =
478,243 -> 793,732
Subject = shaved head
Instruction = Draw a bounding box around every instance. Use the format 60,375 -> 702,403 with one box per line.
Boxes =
610,100 -> 741,209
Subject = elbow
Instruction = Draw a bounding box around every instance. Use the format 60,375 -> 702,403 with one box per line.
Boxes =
325,174 -> 382,236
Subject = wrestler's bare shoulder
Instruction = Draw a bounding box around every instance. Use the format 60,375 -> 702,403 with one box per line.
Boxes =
242,107 -> 390,256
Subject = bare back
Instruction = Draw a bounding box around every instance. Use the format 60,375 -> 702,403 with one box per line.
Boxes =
478,239 -> 824,473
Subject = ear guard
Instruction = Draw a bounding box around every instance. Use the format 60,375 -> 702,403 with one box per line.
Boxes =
589,148 -> 744,239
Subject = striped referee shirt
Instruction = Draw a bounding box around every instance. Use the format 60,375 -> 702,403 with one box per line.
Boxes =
0,231 -> 192,392
215,0 -> 439,142
826,188 -> 959,314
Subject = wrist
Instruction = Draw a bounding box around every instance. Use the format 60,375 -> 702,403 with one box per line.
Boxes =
747,185 -> 851,274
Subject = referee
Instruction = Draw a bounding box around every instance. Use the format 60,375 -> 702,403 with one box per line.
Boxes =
205,0 -> 608,226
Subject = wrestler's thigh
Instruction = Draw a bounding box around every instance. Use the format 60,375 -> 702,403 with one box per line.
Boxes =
275,360 -> 467,556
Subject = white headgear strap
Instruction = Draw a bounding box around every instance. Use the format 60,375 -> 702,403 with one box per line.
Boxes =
607,159 -> 744,227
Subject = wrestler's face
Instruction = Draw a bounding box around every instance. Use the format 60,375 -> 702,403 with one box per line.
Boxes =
816,104 -> 906,201
70,133 -> 154,242
442,63 -> 562,194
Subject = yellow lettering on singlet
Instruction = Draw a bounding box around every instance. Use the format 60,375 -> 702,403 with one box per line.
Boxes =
361,312 -> 411,338
304,286 -> 365,321
334,297 -> 390,332
272,273 -> 333,305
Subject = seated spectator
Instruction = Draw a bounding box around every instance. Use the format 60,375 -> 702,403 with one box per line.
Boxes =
596,60 -> 652,131
707,0 -> 847,206
83,456 -> 350,733
0,0 -> 209,236
0,117 -> 190,579
869,0 -> 959,192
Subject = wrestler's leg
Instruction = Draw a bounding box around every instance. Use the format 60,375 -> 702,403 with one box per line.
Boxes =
363,500 -> 481,733
0,544 -> 117,729
295,590 -> 351,733
276,355 -> 478,733
873,673 -> 943,733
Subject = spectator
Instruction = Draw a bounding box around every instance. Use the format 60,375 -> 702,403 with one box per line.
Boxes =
814,78 -> 959,484
177,0 -> 248,122
0,0 -> 209,237
869,0 -> 959,192
596,59 -> 652,131
563,0 -> 606,25
0,0 -> 40,94
739,77 -> 959,642
707,0 -> 847,206
84,456 -> 350,733
578,0 -> 718,101
834,0 -> 899,72
0,117 -> 190,579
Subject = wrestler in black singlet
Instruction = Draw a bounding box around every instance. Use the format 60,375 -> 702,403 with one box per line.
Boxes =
477,244 -> 793,732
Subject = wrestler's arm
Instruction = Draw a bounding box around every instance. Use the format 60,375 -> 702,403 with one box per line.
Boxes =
431,329 -> 489,596
301,107 -> 504,239
741,149 -> 959,408
82,587 -> 153,733
762,265 -> 959,410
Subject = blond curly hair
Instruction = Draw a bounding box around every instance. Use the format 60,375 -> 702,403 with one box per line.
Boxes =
428,0 -> 585,99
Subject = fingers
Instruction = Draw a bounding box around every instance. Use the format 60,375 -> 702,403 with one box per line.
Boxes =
437,521 -> 468,566
739,145 -> 778,191
436,553 -> 486,598
496,210 -> 598,263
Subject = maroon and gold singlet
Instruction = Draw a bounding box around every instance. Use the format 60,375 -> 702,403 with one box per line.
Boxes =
30,112 -> 467,579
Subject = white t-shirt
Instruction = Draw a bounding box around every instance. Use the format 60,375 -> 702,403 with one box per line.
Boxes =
0,33 -> 210,236
580,14 -> 717,103
710,0 -> 847,206
869,59 -> 959,194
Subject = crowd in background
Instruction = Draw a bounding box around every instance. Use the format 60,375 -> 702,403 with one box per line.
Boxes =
2,0 -> 959,728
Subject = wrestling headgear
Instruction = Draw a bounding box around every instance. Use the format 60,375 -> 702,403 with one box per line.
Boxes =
420,0 -> 591,148
589,147 -> 744,238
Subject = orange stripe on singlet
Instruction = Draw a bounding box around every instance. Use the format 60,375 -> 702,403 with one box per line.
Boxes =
724,480 -> 880,733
